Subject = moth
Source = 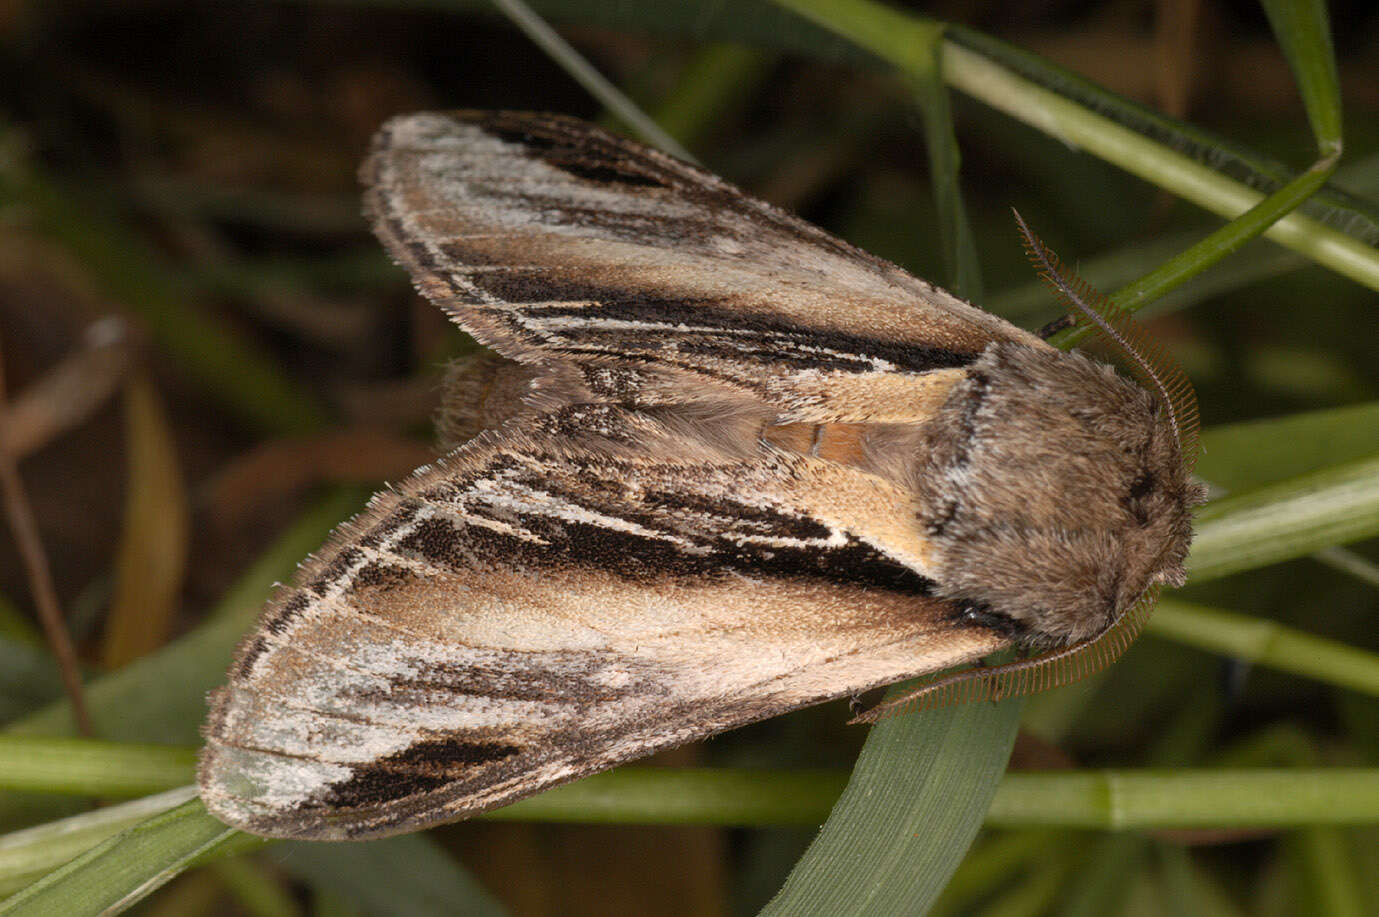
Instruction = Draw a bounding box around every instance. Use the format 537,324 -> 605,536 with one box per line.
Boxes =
199,111 -> 1203,840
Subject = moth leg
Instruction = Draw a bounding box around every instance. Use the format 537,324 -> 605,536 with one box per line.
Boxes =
847,686 -> 888,720
954,601 -> 1028,642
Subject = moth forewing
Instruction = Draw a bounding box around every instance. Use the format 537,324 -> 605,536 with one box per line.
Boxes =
199,111 -> 1200,841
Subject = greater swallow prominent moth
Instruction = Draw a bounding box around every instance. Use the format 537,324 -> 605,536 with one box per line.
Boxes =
199,111 -> 1203,840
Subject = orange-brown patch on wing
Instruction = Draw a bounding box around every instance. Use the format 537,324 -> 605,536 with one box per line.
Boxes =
764,422 -> 870,466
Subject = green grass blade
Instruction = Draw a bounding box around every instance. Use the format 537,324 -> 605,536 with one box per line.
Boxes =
10,759 -> 1379,900
1041,0 -> 1348,346
0,798 -> 235,916
987,769 -> 1379,829
1188,452 -> 1379,582
279,835 -> 507,917
0,789 -> 201,898
1198,401 -> 1379,492
0,737 -> 195,796
1051,153 -> 1339,347
1260,0 -> 1343,153
941,24 -> 1375,241
490,0 -> 695,161
913,30 -> 982,299
759,695 -> 1022,916
3,800 -> 504,916
773,0 -> 980,300
990,151 -> 1379,327
936,37 -> 1377,293
486,766 -> 846,824
1149,600 -> 1379,699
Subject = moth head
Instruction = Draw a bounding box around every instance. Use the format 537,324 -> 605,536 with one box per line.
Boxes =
914,340 -> 1200,648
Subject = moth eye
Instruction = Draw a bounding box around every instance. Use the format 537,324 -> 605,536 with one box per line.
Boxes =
1126,470 -> 1158,525
1129,471 -> 1156,501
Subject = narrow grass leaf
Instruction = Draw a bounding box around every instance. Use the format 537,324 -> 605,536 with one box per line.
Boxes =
1149,600 -> 1379,698
1188,452 -> 1379,582
491,0 -> 695,162
1259,0 -> 1343,153
986,769 -> 1379,829
1198,401 -> 1379,492
913,31 -> 982,300
941,24 -> 1375,242
279,834 -> 506,917
482,767 -> 846,825
937,34 -> 1378,292
0,788 -> 199,898
760,695 -> 1023,916
1051,153 -> 1339,347
0,798 -> 234,917
0,736 -> 195,796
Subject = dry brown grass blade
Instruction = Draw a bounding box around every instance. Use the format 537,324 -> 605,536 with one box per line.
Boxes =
1154,0 -> 1204,120
0,337 -> 93,735
203,430 -> 438,535
0,317 -> 135,460
101,371 -> 190,669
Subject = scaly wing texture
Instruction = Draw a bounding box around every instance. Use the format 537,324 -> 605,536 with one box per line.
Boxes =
200,407 -> 1006,839
362,110 -> 1045,423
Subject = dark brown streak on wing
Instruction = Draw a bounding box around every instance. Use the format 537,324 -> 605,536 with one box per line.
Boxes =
388,452 -> 939,596
390,229 -> 980,380
353,654 -> 651,709
361,110 -> 1024,414
460,272 -> 979,374
318,739 -> 524,809
305,619 -> 969,837
462,111 -> 878,268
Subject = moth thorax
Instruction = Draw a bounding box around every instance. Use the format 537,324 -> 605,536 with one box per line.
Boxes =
914,341 -> 1197,648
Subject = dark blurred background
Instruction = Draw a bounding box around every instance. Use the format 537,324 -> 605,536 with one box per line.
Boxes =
3,1 -> 1379,914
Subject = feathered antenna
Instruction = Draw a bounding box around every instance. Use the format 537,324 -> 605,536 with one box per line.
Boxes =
1015,210 -> 1200,470
855,213 -> 1200,723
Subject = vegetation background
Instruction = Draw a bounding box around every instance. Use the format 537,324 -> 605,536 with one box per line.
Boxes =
1,0 -> 1378,915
